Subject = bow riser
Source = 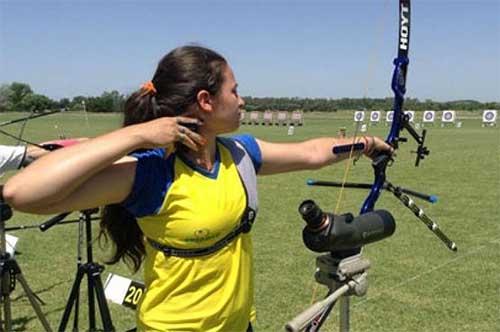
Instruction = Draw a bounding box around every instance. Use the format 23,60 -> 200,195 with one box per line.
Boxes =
361,0 -> 411,215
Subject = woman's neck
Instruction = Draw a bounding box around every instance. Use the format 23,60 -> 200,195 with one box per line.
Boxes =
181,134 -> 218,171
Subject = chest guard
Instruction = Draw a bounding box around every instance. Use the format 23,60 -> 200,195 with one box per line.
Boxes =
147,137 -> 259,258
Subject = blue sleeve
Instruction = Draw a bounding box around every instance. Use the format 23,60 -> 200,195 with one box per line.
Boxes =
231,134 -> 262,173
121,148 -> 175,218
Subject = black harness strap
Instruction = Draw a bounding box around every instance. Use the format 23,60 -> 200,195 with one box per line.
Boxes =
147,207 -> 256,258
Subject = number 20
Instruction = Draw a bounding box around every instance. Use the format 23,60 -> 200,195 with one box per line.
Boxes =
125,285 -> 143,305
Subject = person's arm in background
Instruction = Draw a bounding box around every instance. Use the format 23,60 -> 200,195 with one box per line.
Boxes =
0,145 -> 33,174
0,139 -> 89,173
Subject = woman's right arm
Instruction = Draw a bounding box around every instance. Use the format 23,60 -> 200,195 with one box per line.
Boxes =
3,116 -> 203,214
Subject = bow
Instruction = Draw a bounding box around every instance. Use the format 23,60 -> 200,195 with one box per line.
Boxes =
0,109 -> 66,150
285,2 -> 457,331
311,0 -> 456,252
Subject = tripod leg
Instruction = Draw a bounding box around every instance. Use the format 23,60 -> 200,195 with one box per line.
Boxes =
59,267 -> 85,332
92,274 -> 114,332
15,273 -> 53,332
87,271 -> 96,330
1,268 -> 12,332
2,293 -> 12,332
30,291 -> 46,305
73,274 -> 80,332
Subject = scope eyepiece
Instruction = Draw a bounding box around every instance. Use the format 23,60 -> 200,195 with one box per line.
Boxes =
0,203 -> 13,222
299,200 -> 327,229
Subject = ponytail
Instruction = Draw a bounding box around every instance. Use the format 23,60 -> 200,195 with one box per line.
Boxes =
99,204 -> 145,272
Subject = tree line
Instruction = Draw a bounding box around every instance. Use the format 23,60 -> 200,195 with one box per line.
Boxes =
0,82 -> 124,113
243,97 -> 499,112
0,82 -> 498,113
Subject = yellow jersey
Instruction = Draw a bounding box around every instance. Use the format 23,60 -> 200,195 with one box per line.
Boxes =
123,135 -> 261,332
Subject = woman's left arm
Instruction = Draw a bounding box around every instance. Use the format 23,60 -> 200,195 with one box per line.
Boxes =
256,136 -> 392,175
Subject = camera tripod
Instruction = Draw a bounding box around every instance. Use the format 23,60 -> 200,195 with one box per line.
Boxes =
57,208 -> 114,332
0,201 -> 52,332
286,252 -> 370,332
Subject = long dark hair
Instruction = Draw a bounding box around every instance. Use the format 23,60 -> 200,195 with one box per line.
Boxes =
99,45 -> 227,272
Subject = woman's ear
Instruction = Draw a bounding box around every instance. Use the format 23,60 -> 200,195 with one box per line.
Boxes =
197,90 -> 213,114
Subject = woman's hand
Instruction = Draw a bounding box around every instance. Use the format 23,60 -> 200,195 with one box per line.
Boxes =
133,116 -> 206,151
362,136 -> 394,159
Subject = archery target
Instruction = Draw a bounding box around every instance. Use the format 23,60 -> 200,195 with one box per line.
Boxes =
386,111 -> 394,122
404,111 -> 415,122
483,110 -> 497,123
263,110 -> 273,124
441,110 -> 456,123
291,110 -> 304,125
423,110 -> 435,122
370,111 -> 381,122
250,111 -> 259,124
354,111 -> 365,122
277,111 -> 288,126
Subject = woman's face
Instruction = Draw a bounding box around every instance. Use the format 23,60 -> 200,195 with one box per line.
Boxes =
208,64 -> 245,134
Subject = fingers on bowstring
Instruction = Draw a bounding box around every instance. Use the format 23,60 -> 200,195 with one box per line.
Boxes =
177,126 -> 207,151
175,116 -> 203,126
177,123 -> 207,147
177,130 -> 197,151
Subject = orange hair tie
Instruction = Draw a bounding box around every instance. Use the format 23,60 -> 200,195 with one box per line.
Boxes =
140,81 -> 157,97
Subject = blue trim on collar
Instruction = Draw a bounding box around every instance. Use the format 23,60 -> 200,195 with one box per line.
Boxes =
177,146 -> 221,179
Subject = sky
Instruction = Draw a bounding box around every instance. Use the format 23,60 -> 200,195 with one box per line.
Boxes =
1,0 -> 499,102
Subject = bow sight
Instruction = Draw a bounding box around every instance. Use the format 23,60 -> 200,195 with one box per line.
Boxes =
399,112 -> 430,166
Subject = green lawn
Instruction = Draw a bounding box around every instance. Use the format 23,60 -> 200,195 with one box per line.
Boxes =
2,111 -> 499,331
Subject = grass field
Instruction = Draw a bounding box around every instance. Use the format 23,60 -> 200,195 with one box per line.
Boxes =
1,111 -> 499,331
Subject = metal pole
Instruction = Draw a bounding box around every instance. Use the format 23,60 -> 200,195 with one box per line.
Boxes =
339,297 -> 350,332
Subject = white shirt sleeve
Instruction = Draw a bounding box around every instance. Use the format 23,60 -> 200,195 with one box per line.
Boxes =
0,145 -> 27,174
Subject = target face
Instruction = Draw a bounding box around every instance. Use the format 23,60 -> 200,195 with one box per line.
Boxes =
404,111 -> 415,122
483,110 -> 497,122
442,111 -> 455,122
354,111 -> 365,122
386,111 -> 394,122
424,111 -> 434,121
370,111 -> 380,121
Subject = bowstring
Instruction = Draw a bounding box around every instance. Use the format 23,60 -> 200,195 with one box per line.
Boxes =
309,1 -> 390,307
334,0 -> 389,215
16,109 -> 36,146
